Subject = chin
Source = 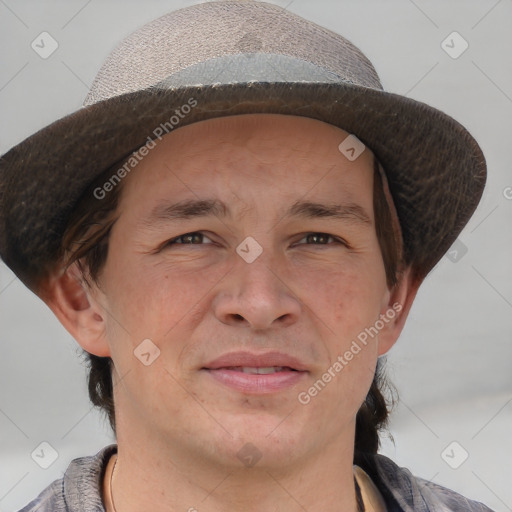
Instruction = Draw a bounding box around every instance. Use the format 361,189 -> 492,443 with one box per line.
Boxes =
205,409 -> 314,469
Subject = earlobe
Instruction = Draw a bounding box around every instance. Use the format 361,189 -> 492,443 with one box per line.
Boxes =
40,263 -> 111,357
377,267 -> 420,356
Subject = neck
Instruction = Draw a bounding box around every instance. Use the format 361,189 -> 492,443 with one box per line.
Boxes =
109,427 -> 360,512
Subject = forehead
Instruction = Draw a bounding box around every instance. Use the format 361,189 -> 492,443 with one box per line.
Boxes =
118,114 -> 376,221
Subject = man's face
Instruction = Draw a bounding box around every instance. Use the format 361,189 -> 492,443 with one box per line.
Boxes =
90,114 -> 395,468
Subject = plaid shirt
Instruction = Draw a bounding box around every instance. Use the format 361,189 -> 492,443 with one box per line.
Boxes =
19,444 -> 495,512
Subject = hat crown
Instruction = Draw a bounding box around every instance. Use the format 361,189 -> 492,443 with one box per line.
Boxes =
84,0 -> 383,106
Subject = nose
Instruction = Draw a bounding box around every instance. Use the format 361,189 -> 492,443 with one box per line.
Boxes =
212,255 -> 302,330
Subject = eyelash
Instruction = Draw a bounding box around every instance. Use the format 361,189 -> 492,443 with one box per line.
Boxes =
165,231 -> 348,248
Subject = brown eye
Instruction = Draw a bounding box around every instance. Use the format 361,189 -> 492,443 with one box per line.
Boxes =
294,233 -> 349,249
303,233 -> 333,244
167,232 -> 213,245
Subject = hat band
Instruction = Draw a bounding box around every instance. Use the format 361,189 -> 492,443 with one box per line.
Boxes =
154,53 -> 349,89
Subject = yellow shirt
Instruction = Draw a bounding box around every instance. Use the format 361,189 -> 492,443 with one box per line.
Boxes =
354,464 -> 388,512
103,453 -> 116,512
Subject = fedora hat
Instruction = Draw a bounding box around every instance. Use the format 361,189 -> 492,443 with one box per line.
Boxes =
0,0 -> 486,292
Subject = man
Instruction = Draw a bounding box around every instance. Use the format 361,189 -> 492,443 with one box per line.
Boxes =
0,1 -> 494,511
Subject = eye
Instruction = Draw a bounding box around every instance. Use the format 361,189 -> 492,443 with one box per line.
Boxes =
166,232 -> 214,245
296,232 -> 346,246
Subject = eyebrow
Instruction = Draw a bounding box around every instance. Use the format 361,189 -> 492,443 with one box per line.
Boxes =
144,198 -> 372,226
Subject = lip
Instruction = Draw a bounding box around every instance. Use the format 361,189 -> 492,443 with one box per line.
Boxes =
202,351 -> 309,394
204,351 -> 309,371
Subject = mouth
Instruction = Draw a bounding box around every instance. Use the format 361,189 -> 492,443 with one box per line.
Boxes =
221,366 -> 296,374
202,352 -> 308,393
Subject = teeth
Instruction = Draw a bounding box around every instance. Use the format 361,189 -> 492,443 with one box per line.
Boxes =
239,366 -> 285,374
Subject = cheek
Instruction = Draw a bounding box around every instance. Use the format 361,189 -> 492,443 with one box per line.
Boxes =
304,257 -> 387,340
101,248 -> 232,344
305,269 -> 384,419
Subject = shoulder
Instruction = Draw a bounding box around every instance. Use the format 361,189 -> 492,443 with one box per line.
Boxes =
18,444 -> 117,512
356,452 -> 496,512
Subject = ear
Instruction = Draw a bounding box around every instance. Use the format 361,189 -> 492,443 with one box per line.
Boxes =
40,263 -> 111,357
377,267 -> 421,356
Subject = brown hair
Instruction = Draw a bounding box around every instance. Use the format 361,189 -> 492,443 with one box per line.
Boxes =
60,152 -> 402,455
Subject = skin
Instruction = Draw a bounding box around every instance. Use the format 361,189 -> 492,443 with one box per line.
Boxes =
45,114 -> 419,512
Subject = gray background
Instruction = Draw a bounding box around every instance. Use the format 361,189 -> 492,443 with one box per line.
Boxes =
0,0 -> 511,511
